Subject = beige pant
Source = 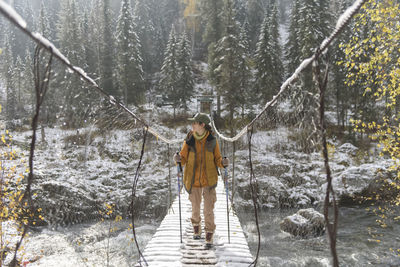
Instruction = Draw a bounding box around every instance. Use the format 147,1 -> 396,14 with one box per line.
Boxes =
189,186 -> 217,233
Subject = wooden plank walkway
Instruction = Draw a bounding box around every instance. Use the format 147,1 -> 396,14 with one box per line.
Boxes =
136,177 -> 254,266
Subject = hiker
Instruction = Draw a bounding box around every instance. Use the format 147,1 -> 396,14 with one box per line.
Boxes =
174,113 -> 229,248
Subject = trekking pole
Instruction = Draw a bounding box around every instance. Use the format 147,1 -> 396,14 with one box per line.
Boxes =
176,153 -> 183,243
224,159 -> 231,244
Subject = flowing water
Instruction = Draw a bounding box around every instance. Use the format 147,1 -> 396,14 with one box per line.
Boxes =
12,206 -> 400,266
239,206 -> 400,267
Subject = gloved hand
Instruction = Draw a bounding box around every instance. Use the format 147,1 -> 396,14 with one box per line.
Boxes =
222,157 -> 229,167
173,153 -> 181,163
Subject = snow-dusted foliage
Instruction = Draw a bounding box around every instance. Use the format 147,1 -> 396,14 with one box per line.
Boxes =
116,0 -> 144,106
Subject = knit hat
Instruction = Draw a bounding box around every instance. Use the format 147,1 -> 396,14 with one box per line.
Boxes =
187,113 -> 211,125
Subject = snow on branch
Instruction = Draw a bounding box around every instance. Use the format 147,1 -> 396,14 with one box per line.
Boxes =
0,0 -> 26,28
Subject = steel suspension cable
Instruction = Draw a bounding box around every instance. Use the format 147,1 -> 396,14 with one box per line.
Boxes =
130,128 -> 149,267
247,127 -> 261,267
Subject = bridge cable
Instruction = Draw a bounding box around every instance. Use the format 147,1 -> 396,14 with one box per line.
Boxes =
130,128 -> 149,266
247,126 -> 261,267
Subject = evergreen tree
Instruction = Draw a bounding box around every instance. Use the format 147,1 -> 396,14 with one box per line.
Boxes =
237,25 -> 252,116
285,0 -> 301,75
176,32 -> 194,109
160,27 -> 180,116
254,15 -> 274,100
23,48 -> 34,113
116,0 -> 144,106
214,0 -> 247,132
246,0 -> 264,51
199,0 -> 224,45
199,0 -> 224,114
10,0 -> 28,59
99,0 -> 116,95
87,0 -> 103,78
14,56 -> 24,115
233,0 -> 247,25
160,0 -> 180,42
269,2 -> 284,94
3,37 -> 16,121
81,8 -> 97,77
38,1 -> 51,39
297,0 -> 332,91
134,0 -> 156,74
57,0 -> 86,126
331,0 -> 351,129
0,16 -> 4,47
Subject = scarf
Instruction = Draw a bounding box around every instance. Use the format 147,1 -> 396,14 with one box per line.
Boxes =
193,130 -> 207,141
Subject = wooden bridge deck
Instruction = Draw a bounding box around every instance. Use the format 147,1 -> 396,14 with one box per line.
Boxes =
136,177 -> 254,266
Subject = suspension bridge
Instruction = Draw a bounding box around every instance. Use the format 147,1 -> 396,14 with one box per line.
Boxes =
136,178 -> 253,266
0,0 -> 368,266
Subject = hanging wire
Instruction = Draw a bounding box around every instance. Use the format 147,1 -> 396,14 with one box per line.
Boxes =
231,142 -> 236,205
130,128 -> 149,267
247,126 -> 261,267
167,144 -> 172,212
10,45 -> 53,267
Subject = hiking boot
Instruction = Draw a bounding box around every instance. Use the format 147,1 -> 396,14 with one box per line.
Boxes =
205,232 -> 213,248
193,224 -> 201,240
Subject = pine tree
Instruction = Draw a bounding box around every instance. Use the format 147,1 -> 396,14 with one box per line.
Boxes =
10,0 -> 28,59
176,32 -> 194,109
116,0 -> 144,106
134,0 -> 156,74
160,27 -> 180,116
285,0 -> 301,75
269,2 -> 284,94
14,56 -> 24,115
38,1 -> 51,39
200,0 -> 224,45
160,0 -> 180,42
81,8 -> 97,77
87,1 -> 103,78
246,0 -> 264,51
254,14 -> 274,100
57,0 -> 85,126
22,0 -> 35,54
99,0 -> 116,95
199,0 -> 225,114
331,0 -> 351,129
214,0 -> 247,132
23,48 -> 34,113
0,16 -> 4,46
233,0 -> 247,25
297,0 -> 332,91
237,24 -> 252,116
3,37 -> 16,121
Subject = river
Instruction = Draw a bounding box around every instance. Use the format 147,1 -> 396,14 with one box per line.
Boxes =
238,206 -> 400,266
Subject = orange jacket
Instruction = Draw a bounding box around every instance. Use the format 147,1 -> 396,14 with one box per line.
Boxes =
180,131 -> 224,193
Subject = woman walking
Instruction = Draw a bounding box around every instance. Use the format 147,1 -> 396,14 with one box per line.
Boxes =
174,113 -> 229,248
